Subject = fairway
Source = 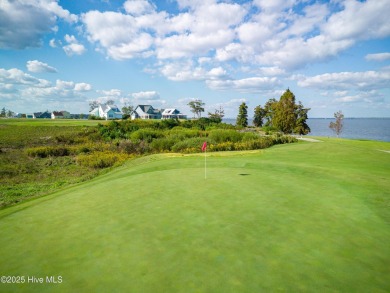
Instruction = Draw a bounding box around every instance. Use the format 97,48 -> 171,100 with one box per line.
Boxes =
1,139 -> 389,292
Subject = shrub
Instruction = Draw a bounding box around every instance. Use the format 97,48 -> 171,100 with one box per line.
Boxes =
76,152 -> 128,169
168,127 -> 201,140
116,140 -> 150,154
150,137 -> 177,152
242,132 -> 260,141
26,146 -> 70,158
209,142 -> 235,152
130,128 -> 164,143
172,137 -> 210,153
208,129 -> 243,143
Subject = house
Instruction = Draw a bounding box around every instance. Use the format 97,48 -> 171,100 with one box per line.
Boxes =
89,104 -> 123,120
161,108 -> 187,119
33,111 -> 51,119
51,111 -> 64,119
131,105 -> 162,120
52,111 -> 71,119
61,111 -> 71,119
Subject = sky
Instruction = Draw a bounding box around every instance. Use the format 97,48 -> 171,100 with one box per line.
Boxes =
1,0 -> 390,118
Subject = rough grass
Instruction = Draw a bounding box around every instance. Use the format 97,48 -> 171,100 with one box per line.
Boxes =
0,139 -> 389,292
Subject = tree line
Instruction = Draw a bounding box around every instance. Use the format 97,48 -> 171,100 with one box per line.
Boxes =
189,89 -> 311,135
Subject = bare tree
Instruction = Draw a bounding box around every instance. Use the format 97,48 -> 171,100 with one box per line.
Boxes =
329,110 -> 344,137
208,106 -> 224,123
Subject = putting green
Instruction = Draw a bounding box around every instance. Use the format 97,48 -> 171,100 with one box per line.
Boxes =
1,139 -> 389,292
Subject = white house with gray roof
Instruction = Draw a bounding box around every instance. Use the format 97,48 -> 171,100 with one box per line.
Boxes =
161,108 -> 187,119
131,105 -> 162,119
89,104 -> 123,120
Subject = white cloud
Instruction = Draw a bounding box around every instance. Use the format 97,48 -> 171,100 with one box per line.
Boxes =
98,89 -> 123,97
26,60 -> 58,73
160,61 -> 207,81
63,35 -> 86,56
365,52 -> 390,62
253,0 -> 296,12
296,70 -> 390,90
215,43 -> 254,63
132,91 -> 160,100
130,91 -> 166,108
74,83 -> 92,91
123,0 -> 156,16
0,68 -> 91,111
322,0 -> 390,41
0,0 -> 77,49
0,68 -> 50,87
82,10 -> 150,59
56,80 -> 75,90
259,67 -> 286,76
64,34 -> 77,44
206,77 -> 281,92
95,89 -> 124,104
333,90 -> 385,104
155,29 -> 235,59
49,39 -> 57,48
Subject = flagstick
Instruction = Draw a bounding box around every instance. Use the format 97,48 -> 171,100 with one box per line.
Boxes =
205,147 -> 207,179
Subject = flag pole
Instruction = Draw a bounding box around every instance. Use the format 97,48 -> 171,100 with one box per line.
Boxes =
202,141 -> 207,179
205,146 -> 207,179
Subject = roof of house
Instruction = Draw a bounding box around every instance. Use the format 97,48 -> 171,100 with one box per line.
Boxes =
34,111 -> 51,118
52,111 -> 64,116
101,104 -> 121,113
137,105 -> 161,114
162,108 -> 180,115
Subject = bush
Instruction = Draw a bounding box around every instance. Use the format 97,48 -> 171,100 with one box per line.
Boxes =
76,152 -> 128,169
168,127 -> 201,140
149,137 -> 177,152
117,140 -> 150,154
242,132 -> 260,141
172,137 -> 211,153
26,146 -> 70,158
208,129 -> 243,143
130,128 -> 164,143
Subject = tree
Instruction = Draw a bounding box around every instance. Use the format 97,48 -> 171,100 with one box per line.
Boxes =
122,104 -> 134,116
0,107 -> 6,117
264,98 -> 277,127
208,106 -> 225,123
89,99 -> 116,111
7,110 -> 14,118
273,89 -> 297,134
187,99 -> 205,118
89,101 -> 99,111
253,105 -> 266,127
294,102 -> 311,136
329,110 -> 344,137
260,89 -> 310,134
236,102 -> 248,127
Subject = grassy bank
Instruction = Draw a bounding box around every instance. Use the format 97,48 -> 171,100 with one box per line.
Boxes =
0,138 -> 389,292
0,119 -> 295,208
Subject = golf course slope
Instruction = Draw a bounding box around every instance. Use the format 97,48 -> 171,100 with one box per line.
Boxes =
1,138 -> 389,292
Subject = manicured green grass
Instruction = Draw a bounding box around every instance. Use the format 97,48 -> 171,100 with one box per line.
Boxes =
0,118 -> 107,127
0,139 -> 389,292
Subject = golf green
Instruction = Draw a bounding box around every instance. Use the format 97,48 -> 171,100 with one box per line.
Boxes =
1,138 -> 389,292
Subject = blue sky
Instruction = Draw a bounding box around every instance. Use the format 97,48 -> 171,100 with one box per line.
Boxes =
1,0 -> 389,118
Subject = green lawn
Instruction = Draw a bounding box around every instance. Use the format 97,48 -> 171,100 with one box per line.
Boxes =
0,118 -> 107,127
0,138 -> 389,292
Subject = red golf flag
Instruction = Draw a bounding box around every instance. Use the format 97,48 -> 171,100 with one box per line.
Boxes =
202,141 -> 207,152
